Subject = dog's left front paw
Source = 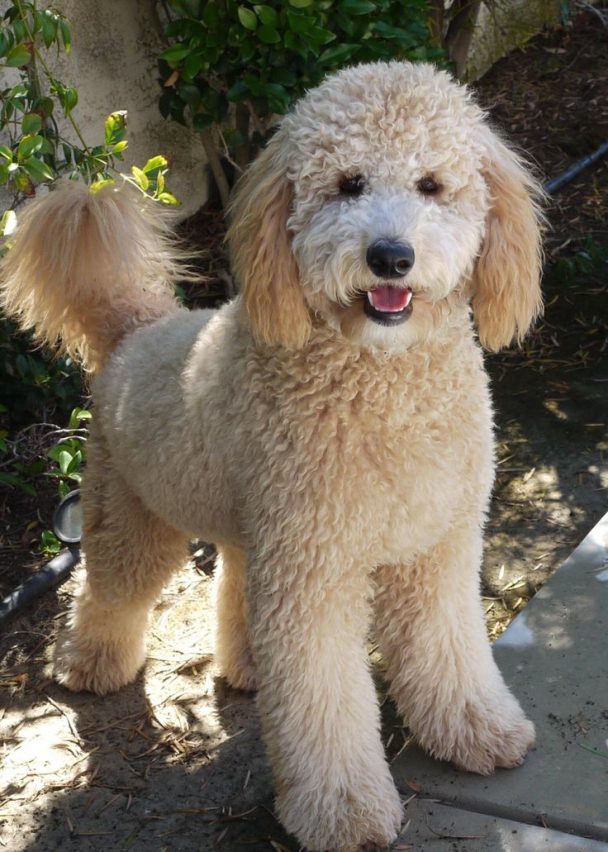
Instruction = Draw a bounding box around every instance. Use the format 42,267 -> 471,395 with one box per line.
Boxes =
452,711 -> 535,775
427,692 -> 535,776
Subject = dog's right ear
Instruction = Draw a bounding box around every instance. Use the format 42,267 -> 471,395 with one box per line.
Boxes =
227,135 -> 311,349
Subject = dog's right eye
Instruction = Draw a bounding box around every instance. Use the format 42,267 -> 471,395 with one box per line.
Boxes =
338,174 -> 366,197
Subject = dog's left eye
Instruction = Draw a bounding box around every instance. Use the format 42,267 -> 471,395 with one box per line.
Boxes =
339,174 -> 366,197
416,175 -> 441,196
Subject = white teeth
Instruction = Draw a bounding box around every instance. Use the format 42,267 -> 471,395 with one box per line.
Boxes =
404,289 -> 413,307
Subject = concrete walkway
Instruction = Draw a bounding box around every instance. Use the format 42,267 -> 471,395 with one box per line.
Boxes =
392,511 -> 608,850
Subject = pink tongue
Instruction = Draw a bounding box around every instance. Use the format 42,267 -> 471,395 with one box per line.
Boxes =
368,286 -> 412,312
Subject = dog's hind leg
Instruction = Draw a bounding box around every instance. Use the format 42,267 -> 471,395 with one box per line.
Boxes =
214,544 -> 256,691
374,521 -> 535,775
54,427 -> 189,696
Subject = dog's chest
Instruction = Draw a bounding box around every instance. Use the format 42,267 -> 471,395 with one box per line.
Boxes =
248,339 -> 492,561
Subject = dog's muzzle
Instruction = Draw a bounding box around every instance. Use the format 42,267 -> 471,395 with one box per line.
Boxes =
364,239 -> 415,325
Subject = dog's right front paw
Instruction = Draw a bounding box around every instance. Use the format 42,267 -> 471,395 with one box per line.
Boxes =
276,772 -> 403,851
54,633 -> 146,696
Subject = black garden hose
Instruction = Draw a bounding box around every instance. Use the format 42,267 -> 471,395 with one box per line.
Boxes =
0,545 -> 80,626
544,140 -> 608,195
0,489 -> 81,627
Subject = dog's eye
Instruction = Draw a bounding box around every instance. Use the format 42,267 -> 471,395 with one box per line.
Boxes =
339,174 -> 366,197
416,176 -> 441,196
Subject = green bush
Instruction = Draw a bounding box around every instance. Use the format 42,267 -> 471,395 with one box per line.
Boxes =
0,2 -> 179,211
158,0 -> 443,206
0,2 -> 181,551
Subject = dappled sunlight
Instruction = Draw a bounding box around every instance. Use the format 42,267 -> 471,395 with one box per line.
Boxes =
0,564 -> 287,849
495,611 -> 536,648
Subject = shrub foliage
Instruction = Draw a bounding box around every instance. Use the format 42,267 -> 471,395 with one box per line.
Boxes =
158,0 -> 443,205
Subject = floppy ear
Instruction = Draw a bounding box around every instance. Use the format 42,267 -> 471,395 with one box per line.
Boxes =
227,134 -> 311,349
472,128 -> 544,352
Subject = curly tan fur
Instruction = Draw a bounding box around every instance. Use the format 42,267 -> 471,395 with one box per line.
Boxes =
227,138 -> 312,348
1,62 -> 542,852
0,179 -> 186,371
472,128 -> 545,351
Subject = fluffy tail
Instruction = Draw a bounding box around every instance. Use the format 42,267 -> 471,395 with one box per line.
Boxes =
0,180 -> 188,372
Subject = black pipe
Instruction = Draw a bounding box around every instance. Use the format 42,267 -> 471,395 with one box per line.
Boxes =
0,545 -> 80,626
544,140 -> 608,195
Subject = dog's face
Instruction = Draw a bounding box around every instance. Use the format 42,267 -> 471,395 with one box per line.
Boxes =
229,62 -> 543,354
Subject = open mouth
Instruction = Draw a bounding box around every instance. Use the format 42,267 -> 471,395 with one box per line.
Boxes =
363,285 -> 413,325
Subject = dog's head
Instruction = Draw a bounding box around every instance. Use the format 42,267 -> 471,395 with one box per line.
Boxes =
228,61 -> 543,353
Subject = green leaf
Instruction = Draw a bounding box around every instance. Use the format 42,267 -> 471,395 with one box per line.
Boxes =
90,177 -> 115,193
105,111 -> 127,145
40,529 -> 61,555
258,25 -> 281,44
22,113 -> 43,134
41,11 -> 58,48
68,407 -> 92,427
319,42 -> 360,65
160,43 -> 191,67
38,137 -> 54,155
157,192 -> 179,205
183,51 -> 204,79
339,0 -> 376,13
0,31 -> 11,58
131,165 -> 149,190
142,155 -> 168,174
18,135 -> 44,161
255,5 -> 278,26
38,96 -> 54,118
58,449 -> 72,475
59,19 -> 72,53
372,21 -> 416,42
288,0 -> 313,6
22,156 -> 55,182
62,87 -> 78,114
5,44 -> 31,67
237,6 -> 258,30
0,145 -> 13,161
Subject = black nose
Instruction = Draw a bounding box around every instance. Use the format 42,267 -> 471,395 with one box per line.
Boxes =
366,240 -> 415,279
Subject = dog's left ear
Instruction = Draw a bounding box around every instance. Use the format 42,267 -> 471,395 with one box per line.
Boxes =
227,133 -> 312,349
471,127 -> 544,352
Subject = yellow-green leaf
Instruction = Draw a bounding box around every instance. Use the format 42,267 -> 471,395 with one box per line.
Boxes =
131,165 -> 149,190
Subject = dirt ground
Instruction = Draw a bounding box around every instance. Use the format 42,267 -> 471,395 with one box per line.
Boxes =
1,8 -> 607,851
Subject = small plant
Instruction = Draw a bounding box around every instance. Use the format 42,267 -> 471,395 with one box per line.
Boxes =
0,0 -> 179,238
158,0 -> 443,206
46,407 -> 90,499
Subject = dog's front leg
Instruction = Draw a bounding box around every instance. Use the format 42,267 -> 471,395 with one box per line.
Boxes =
374,522 -> 535,776
248,543 -> 403,852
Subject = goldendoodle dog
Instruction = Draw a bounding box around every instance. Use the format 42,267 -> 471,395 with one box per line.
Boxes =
2,61 -> 542,851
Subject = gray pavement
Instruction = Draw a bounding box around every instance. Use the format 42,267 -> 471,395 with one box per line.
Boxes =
393,511 -> 608,849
